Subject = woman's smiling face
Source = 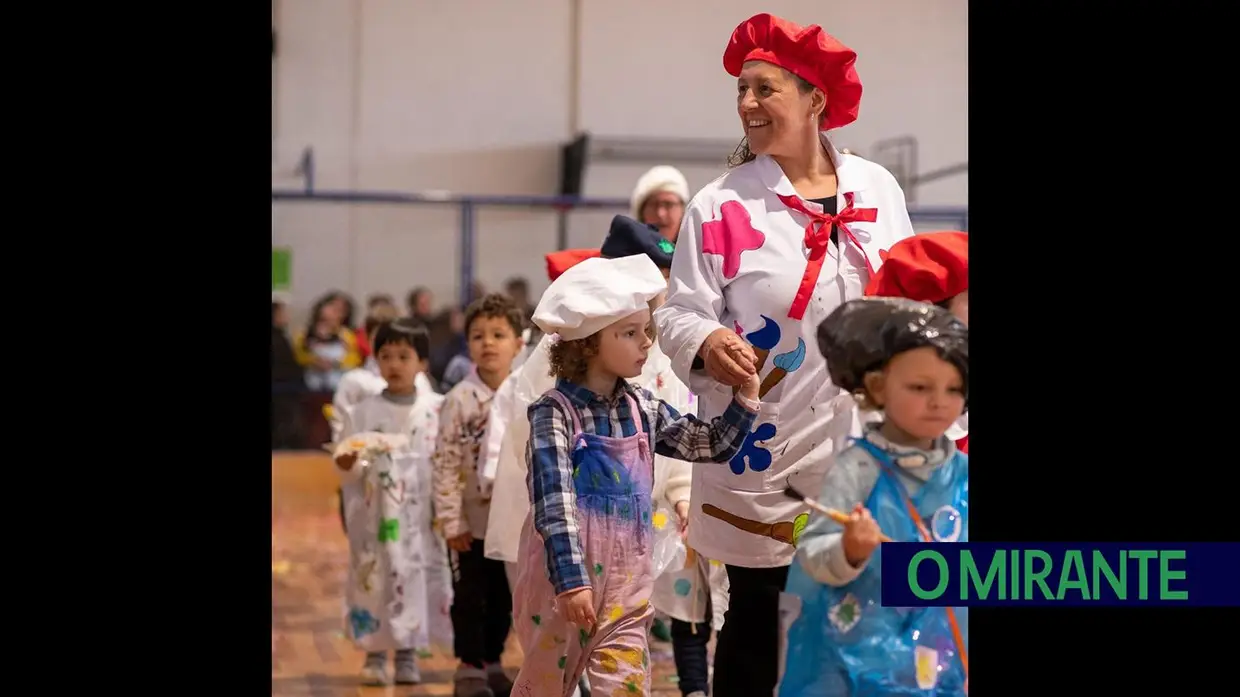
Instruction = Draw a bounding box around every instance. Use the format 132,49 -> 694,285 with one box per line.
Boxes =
736,60 -> 822,159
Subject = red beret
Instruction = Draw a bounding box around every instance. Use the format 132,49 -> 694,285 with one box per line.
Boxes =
545,248 -> 602,282
866,231 -> 969,303
723,13 -> 863,131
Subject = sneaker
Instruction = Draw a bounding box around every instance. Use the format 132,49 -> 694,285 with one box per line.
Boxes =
360,652 -> 388,686
485,663 -> 513,697
454,665 -> 495,697
394,650 -> 421,685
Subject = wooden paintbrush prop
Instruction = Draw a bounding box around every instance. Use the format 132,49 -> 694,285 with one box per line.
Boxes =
783,485 -> 895,543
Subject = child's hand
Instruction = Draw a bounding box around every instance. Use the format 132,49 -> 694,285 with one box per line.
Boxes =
559,587 -> 596,629
447,532 -> 474,552
674,500 -> 691,537
841,503 -> 883,567
335,452 -> 358,471
738,371 -> 760,403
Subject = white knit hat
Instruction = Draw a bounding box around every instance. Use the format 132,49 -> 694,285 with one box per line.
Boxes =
532,255 -> 666,341
630,165 -> 690,219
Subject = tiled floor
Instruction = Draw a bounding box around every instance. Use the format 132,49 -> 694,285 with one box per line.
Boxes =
272,451 -> 689,696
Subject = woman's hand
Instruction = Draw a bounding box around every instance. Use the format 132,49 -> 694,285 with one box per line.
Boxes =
841,503 -> 883,567
699,328 -> 757,386
559,587 -> 596,630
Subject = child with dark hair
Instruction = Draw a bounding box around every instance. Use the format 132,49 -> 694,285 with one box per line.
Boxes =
334,317 -> 452,686
330,307 -> 437,531
433,293 -> 526,697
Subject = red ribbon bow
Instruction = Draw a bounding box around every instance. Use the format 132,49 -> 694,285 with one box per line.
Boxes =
778,191 -> 877,320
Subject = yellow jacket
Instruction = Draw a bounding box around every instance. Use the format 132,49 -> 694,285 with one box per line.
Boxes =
292,327 -> 363,371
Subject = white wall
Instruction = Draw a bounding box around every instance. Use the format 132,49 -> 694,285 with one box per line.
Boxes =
272,0 -> 966,323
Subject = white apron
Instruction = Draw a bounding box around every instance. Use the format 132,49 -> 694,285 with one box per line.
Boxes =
650,512 -> 731,629
339,393 -> 454,653
643,346 -> 732,628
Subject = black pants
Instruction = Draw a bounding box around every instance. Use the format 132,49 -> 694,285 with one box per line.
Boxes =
671,614 -> 712,696
449,538 -> 512,666
711,564 -> 790,697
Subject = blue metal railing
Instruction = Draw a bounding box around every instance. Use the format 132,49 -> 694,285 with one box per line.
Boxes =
273,148 -> 968,305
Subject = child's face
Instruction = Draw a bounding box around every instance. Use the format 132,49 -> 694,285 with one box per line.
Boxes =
866,346 -> 965,443
597,309 -> 654,379
468,316 -> 523,377
377,340 -> 421,393
947,289 -> 969,326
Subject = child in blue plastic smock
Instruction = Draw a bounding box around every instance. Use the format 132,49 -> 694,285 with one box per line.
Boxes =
778,297 -> 969,697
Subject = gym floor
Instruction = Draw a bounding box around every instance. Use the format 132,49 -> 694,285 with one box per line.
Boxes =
272,451 -> 687,696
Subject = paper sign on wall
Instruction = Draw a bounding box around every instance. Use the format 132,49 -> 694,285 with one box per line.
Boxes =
272,247 -> 292,291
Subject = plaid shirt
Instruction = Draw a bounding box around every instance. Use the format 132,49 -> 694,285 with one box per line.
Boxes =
527,378 -> 757,596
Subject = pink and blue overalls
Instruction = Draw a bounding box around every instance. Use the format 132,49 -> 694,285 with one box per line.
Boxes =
512,389 -> 656,697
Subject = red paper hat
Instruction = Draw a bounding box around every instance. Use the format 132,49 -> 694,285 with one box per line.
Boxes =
866,231 -> 969,303
723,13 -> 863,131
545,248 -> 602,282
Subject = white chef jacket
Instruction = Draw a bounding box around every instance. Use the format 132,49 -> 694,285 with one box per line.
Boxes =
653,135 -> 916,568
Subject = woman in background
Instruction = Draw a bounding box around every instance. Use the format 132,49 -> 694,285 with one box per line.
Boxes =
295,292 -> 363,393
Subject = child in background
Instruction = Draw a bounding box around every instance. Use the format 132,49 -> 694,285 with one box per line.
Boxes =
433,293 -> 526,697
356,293 -> 399,360
513,254 -> 759,697
779,298 -> 969,697
334,318 -> 453,686
864,231 -> 969,452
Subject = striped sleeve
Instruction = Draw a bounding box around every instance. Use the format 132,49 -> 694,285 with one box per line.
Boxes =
527,398 -> 590,596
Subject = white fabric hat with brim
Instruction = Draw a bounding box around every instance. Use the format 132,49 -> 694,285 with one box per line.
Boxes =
630,165 -> 690,219
532,254 -> 666,341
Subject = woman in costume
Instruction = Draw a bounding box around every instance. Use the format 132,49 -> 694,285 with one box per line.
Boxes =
653,13 -> 916,695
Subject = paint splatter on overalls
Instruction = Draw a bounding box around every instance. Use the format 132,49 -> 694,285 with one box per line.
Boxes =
512,390 -> 655,697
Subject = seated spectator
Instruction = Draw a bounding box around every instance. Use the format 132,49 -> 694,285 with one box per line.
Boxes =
406,286 -> 435,324
428,307 -> 467,391
357,293 -> 397,360
272,297 -> 304,449
294,292 -> 362,393
504,276 -> 534,326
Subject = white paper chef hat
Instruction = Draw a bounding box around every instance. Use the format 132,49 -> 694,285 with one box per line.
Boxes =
532,254 -> 666,341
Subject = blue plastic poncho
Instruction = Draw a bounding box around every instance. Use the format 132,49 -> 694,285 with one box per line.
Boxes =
779,437 -> 969,696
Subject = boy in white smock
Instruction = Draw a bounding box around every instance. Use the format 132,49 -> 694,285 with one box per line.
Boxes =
334,319 -> 453,686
